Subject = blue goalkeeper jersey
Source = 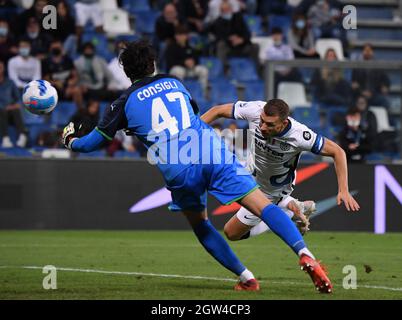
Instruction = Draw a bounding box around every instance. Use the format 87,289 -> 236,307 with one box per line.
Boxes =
96,74 -> 223,182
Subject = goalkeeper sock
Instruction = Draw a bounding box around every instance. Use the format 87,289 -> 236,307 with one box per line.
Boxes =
260,204 -> 308,255
193,219 -> 248,276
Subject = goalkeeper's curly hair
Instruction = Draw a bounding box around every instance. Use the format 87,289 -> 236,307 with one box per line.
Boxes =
119,39 -> 156,82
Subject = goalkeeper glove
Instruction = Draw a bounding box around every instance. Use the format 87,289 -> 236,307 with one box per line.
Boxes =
62,122 -> 80,150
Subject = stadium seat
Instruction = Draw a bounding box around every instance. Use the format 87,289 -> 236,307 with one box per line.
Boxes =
197,98 -> 212,115
251,36 -> 273,63
277,82 -> 310,110
325,107 -> 347,128
133,10 -> 159,34
356,6 -> 393,20
291,107 -> 320,128
123,0 -> 151,12
0,147 -> 33,157
365,152 -> 386,161
27,124 -> 54,146
81,32 -> 114,61
228,58 -> 259,82
22,109 -> 45,125
183,80 -> 204,102
51,101 -> 77,127
369,106 -> 395,133
244,15 -> 264,37
209,80 -> 238,105
103,9 -> 133,37
243,81 -> 265,101
200,57 -> 224,80
268,15 -> 291,36
100,0 -> 118,10
315,39 -> 344,61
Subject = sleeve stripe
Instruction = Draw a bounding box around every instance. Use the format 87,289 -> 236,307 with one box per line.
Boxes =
95,127 -> 113,141
311,134 -> 324,154
231,102 -> 236,119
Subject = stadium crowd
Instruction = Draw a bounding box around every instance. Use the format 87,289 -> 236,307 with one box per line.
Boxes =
0,0 -> 400,162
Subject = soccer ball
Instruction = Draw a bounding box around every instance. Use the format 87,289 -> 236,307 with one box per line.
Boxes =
22,80 -> 58,115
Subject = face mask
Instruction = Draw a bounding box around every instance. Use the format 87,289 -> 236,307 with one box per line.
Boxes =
347,119 -> 360,127
295,19 -> 305,30
19,47 -> 30,57
0,27 -> 8,37
51,48 -> 62,56
28,31 -> 39,39
221,13 -> 232,20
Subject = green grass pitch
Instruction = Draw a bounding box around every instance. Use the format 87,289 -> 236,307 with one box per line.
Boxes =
0,231 -> 401,299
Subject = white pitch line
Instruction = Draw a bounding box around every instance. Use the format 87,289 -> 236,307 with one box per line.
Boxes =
1,266 -> 402,293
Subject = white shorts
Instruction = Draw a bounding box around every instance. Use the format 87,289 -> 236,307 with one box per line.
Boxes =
75,2 -> 103,28
236,194 -> 295,227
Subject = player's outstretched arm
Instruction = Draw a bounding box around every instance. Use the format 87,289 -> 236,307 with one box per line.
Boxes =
201,103 -> 233,124
62,122 -> 106,153
320,138 -> 360,212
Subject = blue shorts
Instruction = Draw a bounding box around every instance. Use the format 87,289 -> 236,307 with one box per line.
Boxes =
166,157 -> 258,212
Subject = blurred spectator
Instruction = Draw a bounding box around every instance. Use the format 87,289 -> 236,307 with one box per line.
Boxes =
264,27 -> 301,89
287,13 -> 319,59
36,130 -> 62,148
258,0 -> 291,15
0,60 -> 27,148
351,43 -> 391,109
155,3 -> 181,44
17,0 -> 48,36
339,98 -> 377,162
208,1 -> 258,68
106,130 -> 144,157
165,25 -> 208,91
108,41 -> 132,91
178,0 -> 208,33
74,0 -> 103,37
307,0 -> 345,46
48,0 -> 76,42
69,99 -> 100,136
0,19 -> 18,65
8,39 -> 41,90
205,0 -> 242,23
74,42 -> 117,101
310,48 -> 351,106
42,39 -> 84,109
24,17 -> 52,60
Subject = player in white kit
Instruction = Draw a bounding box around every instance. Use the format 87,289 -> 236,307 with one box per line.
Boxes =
201,99 -> 360,240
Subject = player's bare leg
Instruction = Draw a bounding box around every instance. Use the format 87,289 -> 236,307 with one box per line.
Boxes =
182,209 -> 259,291
237,189 -> 333,293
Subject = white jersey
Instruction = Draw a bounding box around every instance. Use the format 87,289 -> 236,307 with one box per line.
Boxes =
233,100 -> 325,198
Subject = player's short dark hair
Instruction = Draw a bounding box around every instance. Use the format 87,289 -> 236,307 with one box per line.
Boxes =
263,99 -> 290,121
119,39 -> 156,82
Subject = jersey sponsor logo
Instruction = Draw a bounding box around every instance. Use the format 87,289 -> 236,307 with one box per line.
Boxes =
303,131 -> 312,141
279,142 -> 291,151
255,138 -> 284,158
110,103 -> 117,111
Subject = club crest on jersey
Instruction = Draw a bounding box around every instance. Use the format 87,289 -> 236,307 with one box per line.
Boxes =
303,131 -> 312,141
279,142 -> 291,151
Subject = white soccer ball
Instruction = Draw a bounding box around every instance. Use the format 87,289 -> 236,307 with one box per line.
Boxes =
22,80 -> 58,115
